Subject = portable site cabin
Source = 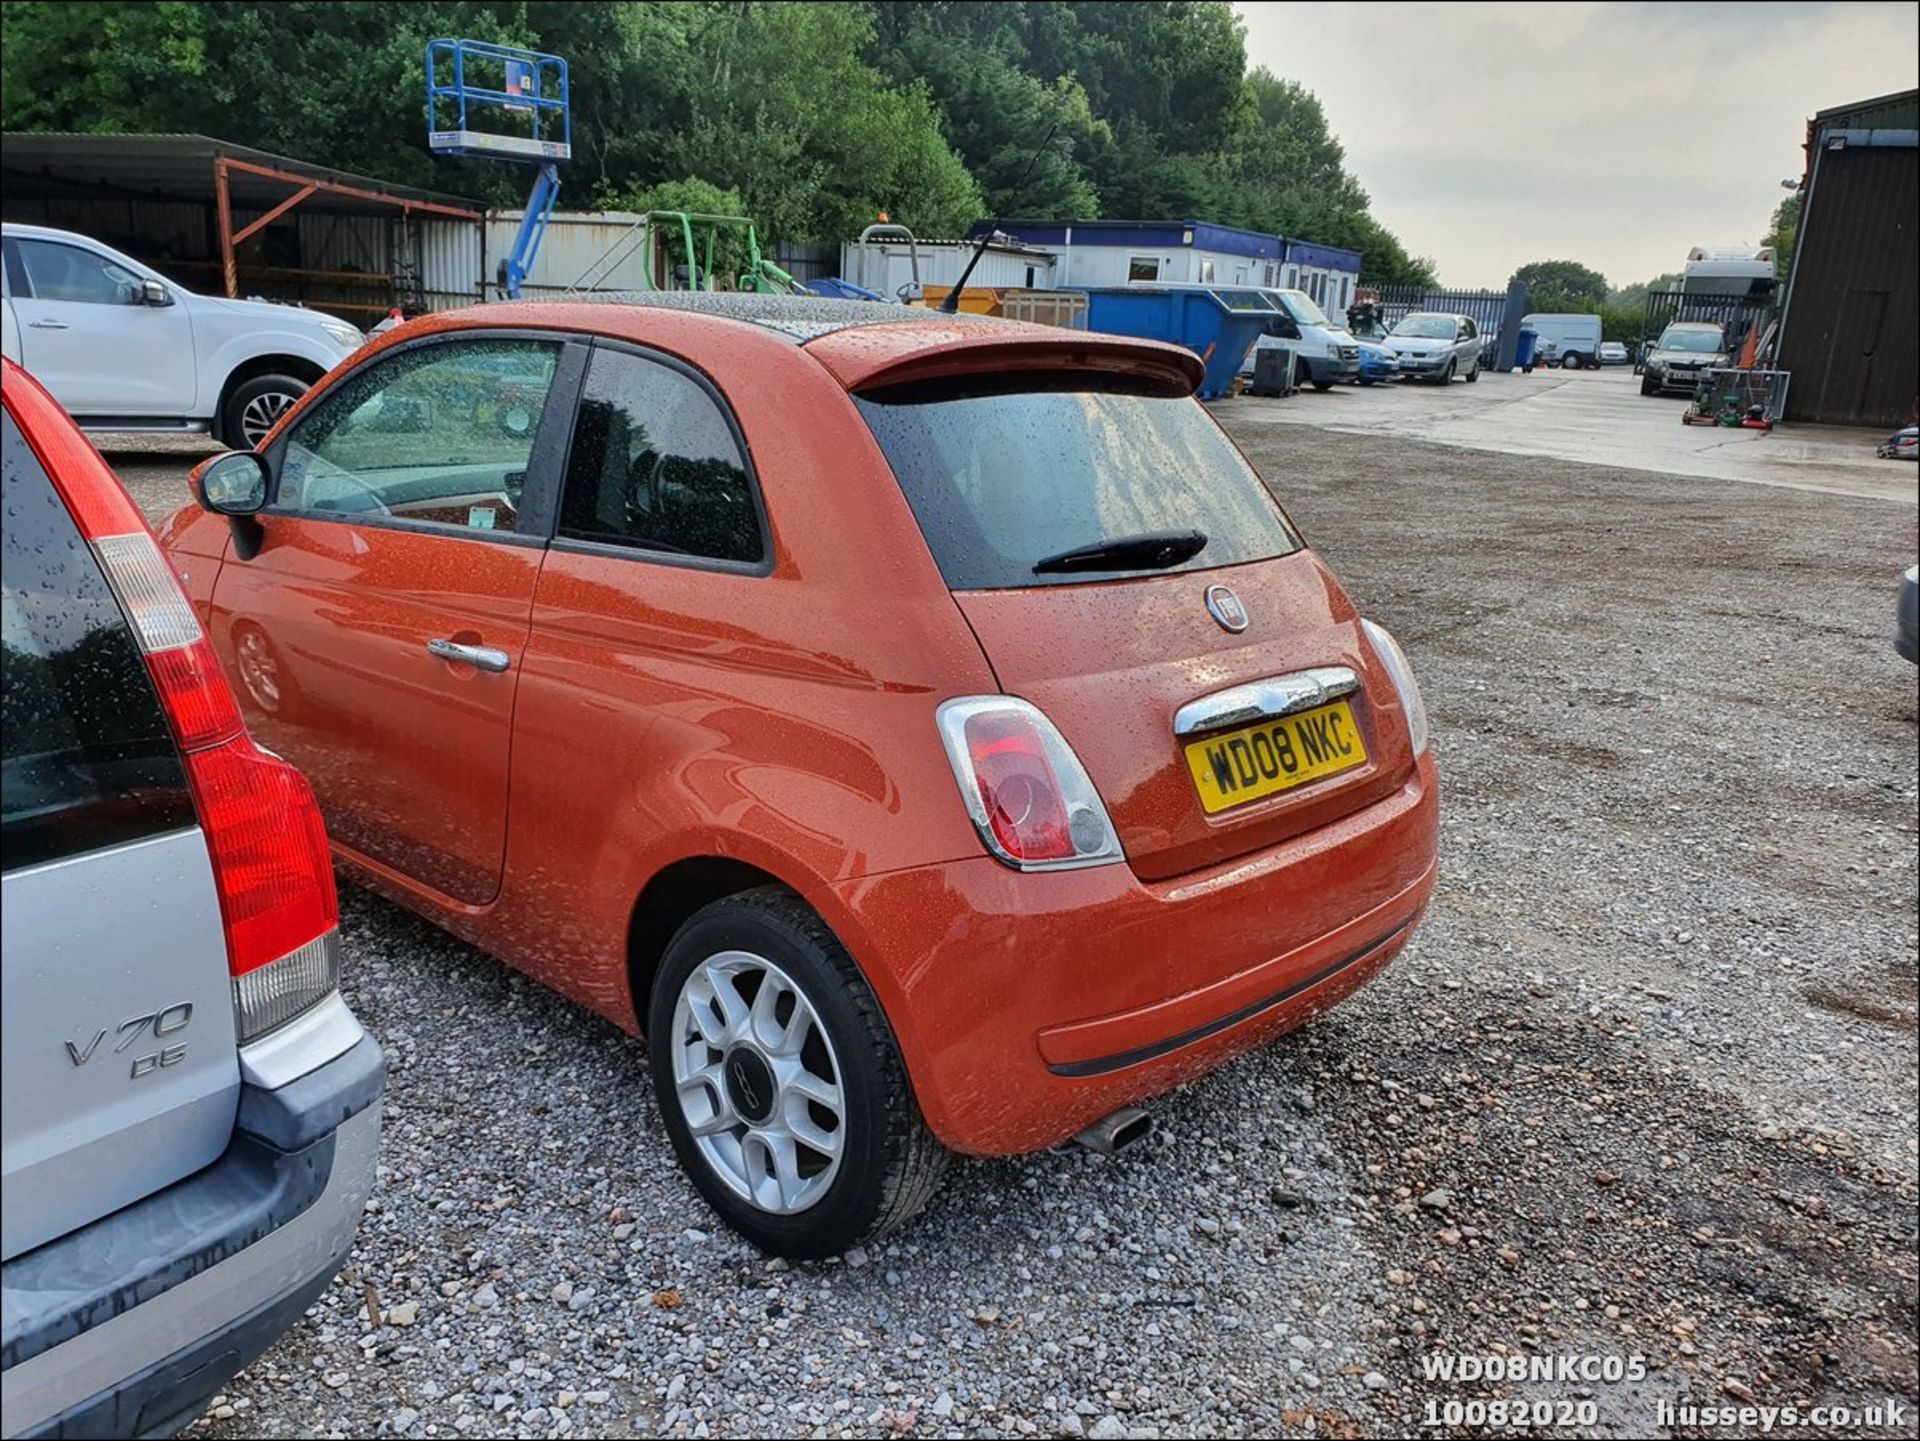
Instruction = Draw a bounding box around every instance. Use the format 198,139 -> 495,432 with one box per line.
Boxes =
971,220 -> 1362,313
1281,240 -> 1365,318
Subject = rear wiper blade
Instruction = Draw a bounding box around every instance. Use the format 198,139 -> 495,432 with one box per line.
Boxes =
1032,529 -> 1208,575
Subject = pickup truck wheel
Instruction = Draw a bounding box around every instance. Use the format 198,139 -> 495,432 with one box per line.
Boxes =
232,621 -> 299,718
649,887 -> 949,1259
224,375 -> 309,449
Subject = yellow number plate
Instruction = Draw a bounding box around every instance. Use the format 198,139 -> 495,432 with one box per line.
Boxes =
1183,699 -> 1367,814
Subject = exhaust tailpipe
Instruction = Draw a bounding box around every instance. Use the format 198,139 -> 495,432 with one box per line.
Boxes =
1073,1106 -> 1154,1157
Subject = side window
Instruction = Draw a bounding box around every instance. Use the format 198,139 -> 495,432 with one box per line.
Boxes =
1128,256 -> 1161,284
1461,319 -> 1477,340
14,239 -> 141,306
278,338 -> 560,535
559,349 -> 763,566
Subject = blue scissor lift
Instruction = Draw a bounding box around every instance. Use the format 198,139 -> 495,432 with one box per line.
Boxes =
426,38 -> 570,299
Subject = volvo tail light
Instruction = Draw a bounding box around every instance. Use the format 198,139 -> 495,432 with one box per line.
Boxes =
936,697 -> 1124,870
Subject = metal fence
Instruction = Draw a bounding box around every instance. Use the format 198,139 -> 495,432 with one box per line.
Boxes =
1372,283 -> 1532,369
1372,285 -> 1511,334
1639,291 -> 1777,361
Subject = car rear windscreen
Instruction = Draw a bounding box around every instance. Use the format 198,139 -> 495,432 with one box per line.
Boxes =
1,412 -> 192,872
854,375 -> 1300,590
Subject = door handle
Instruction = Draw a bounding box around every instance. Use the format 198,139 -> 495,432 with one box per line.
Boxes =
426,638 -> 511,672
27,320 -> 69,330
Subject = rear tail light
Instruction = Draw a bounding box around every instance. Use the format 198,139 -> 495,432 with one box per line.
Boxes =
89,532 -> 244,750
935,697 -> 1124,870
88,533 -> 341,1042
180,733 -> 339,972
1361,618 -> 1430,758
232,930 -> 343,1042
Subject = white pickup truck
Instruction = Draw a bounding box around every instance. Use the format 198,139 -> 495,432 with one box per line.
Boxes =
2,223 -> 362,447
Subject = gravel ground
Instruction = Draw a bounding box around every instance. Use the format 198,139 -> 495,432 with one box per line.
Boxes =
109,422 -> 1919,1440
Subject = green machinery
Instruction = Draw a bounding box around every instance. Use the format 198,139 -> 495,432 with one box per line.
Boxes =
566,211 -> 799,296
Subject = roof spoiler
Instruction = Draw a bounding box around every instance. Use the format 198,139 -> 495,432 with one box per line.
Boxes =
818,329 -> 1205,399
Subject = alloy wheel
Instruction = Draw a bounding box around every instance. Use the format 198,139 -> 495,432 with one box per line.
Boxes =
240,389 -> 298,447
670,951 -> 845,1215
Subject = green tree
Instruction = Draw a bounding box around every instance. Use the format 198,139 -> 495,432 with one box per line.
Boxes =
868,3 -> 1109,219
3,0 -> 1435,274
1763,191 -> 1801,279
1510,258 -> 1609,312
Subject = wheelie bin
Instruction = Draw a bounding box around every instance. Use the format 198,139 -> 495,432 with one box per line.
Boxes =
1516,324 -> 1540,374
1076,285 -> 1278,400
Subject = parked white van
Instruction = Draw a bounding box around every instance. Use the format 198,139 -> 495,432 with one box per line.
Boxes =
1240,288 -> 1360,390
1520,313 -> 1604,371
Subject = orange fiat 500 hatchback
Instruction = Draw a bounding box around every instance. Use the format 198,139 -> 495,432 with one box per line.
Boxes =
161,295 -> 1438,1256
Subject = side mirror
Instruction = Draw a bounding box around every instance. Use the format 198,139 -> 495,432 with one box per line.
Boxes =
192,451 -> 269,516
140,279 -> 173,307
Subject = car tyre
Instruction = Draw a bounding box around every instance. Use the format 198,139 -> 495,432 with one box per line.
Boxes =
1559,352 -> 1583,371
648,886 -> 948,1259
222,374 -> 310,449
1311,379 -> 1334,392
1464,359 -> 1479,383
1640,373 -> 1661,396
1435,358 -> 1456,385
1292,357 -> 1312,394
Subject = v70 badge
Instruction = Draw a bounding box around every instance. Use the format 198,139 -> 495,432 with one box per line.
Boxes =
67,1002 -> 194,1077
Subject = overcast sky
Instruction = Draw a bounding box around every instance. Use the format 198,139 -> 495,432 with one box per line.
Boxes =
1237,2 -> 1919,289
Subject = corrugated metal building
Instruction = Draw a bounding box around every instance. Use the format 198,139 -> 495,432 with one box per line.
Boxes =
1,133 -> 487,321
486,209 -> 655,297
839,233 -> 1061,297
1776,90 -> 1918,428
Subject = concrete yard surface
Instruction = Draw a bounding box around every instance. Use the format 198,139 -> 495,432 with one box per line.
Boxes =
1224,366 -> 1916,504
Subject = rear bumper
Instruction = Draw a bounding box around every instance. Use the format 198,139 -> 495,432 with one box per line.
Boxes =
1,1037 -> 383,1439
828,753 -> 1438,1155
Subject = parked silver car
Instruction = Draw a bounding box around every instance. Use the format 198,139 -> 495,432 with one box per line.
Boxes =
1639,322 -> 1728,396
1385,312 -> 1482,384
1,358 -> 380,1440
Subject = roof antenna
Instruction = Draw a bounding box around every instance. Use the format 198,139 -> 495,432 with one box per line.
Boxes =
941,120 -> 1061,314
